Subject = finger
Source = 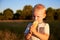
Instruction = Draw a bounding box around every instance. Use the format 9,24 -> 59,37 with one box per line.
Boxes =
29,29 -> 32,34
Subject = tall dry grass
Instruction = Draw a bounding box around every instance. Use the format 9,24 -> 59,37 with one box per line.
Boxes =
0,30 -> 25,40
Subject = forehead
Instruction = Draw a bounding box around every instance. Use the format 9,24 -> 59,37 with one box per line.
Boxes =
33,9 -> 45,15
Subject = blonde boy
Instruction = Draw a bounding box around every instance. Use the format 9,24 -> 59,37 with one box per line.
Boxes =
24,4 -> 50,40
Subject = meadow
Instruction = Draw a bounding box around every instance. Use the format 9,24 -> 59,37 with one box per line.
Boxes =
0,20 -> 60,40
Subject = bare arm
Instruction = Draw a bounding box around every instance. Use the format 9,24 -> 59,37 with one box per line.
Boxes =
33,31 -> 49,40
25,31 -> 32,40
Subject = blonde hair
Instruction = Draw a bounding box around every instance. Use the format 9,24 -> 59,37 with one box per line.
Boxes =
33,4 -> 46,13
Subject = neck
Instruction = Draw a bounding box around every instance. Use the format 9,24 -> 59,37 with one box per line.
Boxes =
38,20 -> 44,24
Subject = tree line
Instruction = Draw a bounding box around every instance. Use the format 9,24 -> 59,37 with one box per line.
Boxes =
0,5 -> 60,21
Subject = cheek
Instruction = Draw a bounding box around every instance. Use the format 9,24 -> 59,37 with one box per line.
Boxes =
37,18 -> 41,21
40,14 -> 45,19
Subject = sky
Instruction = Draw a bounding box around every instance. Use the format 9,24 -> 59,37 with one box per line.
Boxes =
0,0 -> 60,13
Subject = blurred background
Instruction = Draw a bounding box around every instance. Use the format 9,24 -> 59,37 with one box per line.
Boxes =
0,0 -> 60,40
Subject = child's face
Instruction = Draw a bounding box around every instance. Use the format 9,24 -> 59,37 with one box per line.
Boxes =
33,9 -> 46,22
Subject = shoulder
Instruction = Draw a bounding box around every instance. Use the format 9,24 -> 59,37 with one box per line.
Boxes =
27,23 -> 32,27
45,23 -> 49,26
45,23 -> 50,29
24,22 -> 32,34
26,22 -> 32,28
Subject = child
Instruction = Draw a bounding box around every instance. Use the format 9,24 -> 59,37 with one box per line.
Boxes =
24,4 -> 50,40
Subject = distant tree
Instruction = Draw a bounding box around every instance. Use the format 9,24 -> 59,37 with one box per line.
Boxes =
16,10 -> 22,15
0,12 -> 2,15
46,7 -> 55,21
0,12 -> 3,20
13,13 -> 20,20
56,9 -> 60,21
21,5 -> 33,20
16,10 -> 22,19
54,11 -> 58,20
3,8 -> 13,20
13,10 -> 22,20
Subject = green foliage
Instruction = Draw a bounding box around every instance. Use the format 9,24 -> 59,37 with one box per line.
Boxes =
0,12 -> 3,20
46,7 -> 55,21
56,9 -> 60,20
3,8 -> 13,20
16,10 -> 22,15
0,12 -> 2,15
21,5 -> 33,20
15,10 -> 22,19
13,13 -> 20,20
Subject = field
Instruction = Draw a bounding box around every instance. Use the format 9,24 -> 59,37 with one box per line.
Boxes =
0,20 -> 32,40
0,20 -> 60,40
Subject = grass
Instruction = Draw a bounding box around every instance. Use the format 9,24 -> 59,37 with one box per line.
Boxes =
0,20 -> 32,40
0,20 -> 60,40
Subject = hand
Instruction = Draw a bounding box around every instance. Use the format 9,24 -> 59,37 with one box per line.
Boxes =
30,20 -> 38,34
26,31 -> 32,40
